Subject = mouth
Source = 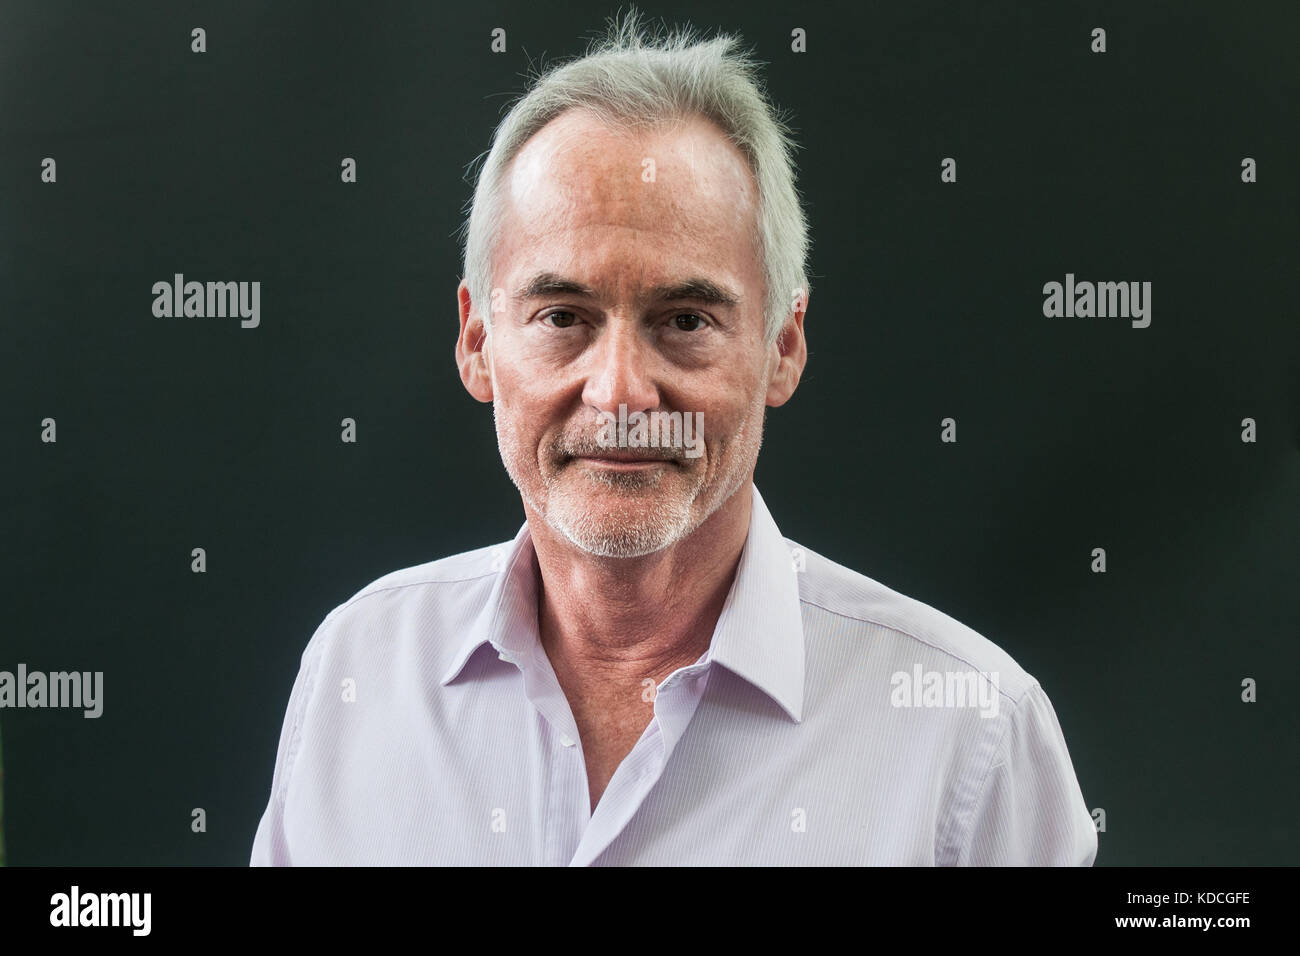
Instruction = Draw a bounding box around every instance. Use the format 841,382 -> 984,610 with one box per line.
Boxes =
572,454 -> 677,470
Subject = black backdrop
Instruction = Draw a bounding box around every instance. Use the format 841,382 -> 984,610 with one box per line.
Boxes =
1,0 -> 1296,866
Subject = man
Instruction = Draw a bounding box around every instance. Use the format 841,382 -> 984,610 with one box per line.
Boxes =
251,13 -> 1097,866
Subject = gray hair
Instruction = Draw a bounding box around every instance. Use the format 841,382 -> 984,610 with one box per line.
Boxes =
460,9 -> 810,344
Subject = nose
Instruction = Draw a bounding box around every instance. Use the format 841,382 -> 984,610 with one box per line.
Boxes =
581,318 -> 661,418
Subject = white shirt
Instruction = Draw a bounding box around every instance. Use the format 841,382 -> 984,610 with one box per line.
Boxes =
251,484 -> 1097,866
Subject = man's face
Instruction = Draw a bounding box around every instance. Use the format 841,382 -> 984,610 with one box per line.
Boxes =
475,109 -> 777,558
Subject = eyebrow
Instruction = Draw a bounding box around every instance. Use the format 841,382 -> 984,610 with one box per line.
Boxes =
512,271 -> 740,308
512,272 -> 595,301
648,278 -> 740,308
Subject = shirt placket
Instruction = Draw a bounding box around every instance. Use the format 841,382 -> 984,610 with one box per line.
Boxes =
541,710 -> 590,865
498,641 -> 591,865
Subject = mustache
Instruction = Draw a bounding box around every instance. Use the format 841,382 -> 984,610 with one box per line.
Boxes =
551,433 -> 686,463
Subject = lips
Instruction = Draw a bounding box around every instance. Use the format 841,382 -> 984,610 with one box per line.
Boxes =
576,452 -> 676,464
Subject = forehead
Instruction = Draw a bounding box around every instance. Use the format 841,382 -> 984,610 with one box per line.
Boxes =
498,108 -> 761,282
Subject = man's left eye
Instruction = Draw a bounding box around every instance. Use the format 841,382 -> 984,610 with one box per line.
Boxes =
672,313 -> 706,332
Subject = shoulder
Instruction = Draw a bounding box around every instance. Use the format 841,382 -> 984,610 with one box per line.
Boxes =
787,540 -> 1094,862
789,539 -> 1038,704
297,541 -> 510,667
330,542 -> 505,617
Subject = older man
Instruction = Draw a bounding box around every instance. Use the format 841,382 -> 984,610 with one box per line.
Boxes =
251,14 -> 1097,866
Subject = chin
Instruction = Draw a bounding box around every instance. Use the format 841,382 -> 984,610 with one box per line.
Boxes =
558,522 -> 684,559
547,496 -> 698,559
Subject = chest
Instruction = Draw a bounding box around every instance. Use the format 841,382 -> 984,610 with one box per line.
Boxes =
568,693 -> 657,810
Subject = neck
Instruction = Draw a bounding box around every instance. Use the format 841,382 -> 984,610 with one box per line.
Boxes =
529,481 -> 753,684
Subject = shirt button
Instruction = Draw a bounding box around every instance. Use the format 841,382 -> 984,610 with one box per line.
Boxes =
559,734 -> 575,748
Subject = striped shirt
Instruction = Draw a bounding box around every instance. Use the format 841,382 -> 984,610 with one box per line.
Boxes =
250,484 -> 1097,865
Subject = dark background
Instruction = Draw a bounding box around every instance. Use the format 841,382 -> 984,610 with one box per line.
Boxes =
1,0 -> 1295,865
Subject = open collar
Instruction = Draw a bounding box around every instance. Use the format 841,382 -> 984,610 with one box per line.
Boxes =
439,484 -> 805,723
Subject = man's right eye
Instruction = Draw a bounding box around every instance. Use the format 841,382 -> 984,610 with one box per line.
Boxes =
542,311 -> 578,328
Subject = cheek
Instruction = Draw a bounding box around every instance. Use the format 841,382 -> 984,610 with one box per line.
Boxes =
491,362 -> 538,417
492,367 -> 564,460
700,372 -> 766,436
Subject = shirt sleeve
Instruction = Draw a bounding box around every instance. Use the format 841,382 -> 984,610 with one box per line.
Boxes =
956,680 -> 1097,866
249,632 -> 323,867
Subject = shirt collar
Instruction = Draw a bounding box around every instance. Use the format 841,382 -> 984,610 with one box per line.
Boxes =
439,483 -> 805,723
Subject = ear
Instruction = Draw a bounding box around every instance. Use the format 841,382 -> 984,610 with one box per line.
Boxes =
766,291 -> 808,407
456,279 -> 494,403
